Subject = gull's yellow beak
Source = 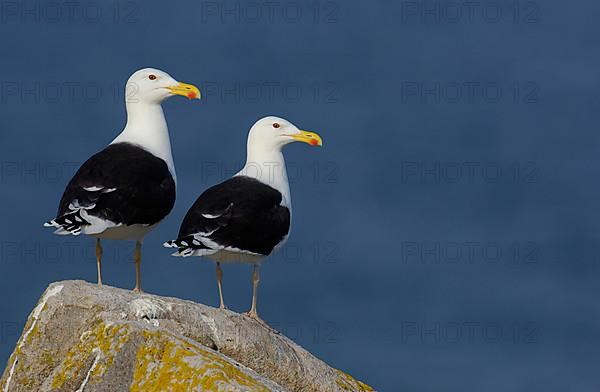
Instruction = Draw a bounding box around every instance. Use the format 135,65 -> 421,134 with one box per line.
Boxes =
290,130 -> 323,146
167,82 -> 201,100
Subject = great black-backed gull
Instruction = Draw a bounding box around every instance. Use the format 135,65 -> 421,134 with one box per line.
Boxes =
164,116 -> 322,323
44,68 -> 200,292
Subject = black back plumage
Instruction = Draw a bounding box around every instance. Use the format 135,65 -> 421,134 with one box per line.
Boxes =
50,142 -> 175,233
169,176 -> 290,256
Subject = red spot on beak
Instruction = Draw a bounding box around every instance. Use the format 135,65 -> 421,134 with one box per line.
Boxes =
310,139 -> 319,146
187,92 -> 197,99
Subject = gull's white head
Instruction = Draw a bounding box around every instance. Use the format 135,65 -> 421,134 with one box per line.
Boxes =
247,116 -> 323,151
126,68 -> 201,105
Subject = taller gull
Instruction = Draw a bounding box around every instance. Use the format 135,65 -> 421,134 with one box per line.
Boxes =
44,68 -> 200,292
164,116 -> 322,324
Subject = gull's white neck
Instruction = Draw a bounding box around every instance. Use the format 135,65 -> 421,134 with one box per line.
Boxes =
236,144 -> 291,207
111,101 -> 177,182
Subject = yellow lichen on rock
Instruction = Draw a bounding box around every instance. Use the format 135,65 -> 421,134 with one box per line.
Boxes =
51,321 -> 131,389
1,281 -> 374,392
335,370 -> 375,392
131,330 -> 270,392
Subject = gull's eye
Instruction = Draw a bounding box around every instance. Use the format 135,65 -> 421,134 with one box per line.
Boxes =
272,123 -> 280,129
148,74 -> 157,80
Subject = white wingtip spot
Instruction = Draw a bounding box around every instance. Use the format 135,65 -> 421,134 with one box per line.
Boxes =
83,186 -> 104,192
201,213 -> 222,219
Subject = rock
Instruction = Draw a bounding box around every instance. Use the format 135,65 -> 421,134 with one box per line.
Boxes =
0,281 -> 373,392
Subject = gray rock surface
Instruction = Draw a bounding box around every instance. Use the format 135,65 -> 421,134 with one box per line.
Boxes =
0,281 -> 373,391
